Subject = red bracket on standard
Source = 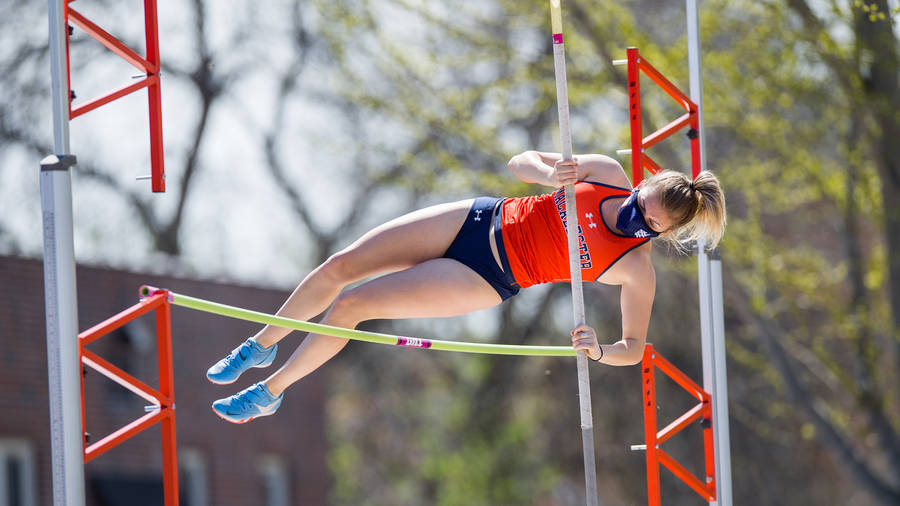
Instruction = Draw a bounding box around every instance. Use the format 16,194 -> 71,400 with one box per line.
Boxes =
640,344 -> 716,505
626,47 -> 701,186
78,288 -> 178,505
66,0 -> 165,192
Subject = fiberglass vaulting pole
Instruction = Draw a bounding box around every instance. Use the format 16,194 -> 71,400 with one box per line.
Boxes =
686,1 -> 733,504
549,2 -> 599,505
43,1 -> 86,505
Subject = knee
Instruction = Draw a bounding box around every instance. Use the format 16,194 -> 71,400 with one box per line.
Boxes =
328,288 -> 368,325
317,250 -> 357,286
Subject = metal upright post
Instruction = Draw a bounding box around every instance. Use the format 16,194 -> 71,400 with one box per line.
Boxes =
687,1 -> 732,504
641,348 -> 662,506
155,300 -> 179,506
626,47 -> 644,184
695,239 -> 718,502
709,251 -> 732,505
42,1 -> 85,505
549,2 -> 599,505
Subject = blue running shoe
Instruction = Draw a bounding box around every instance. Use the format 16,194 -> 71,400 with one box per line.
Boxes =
206,338 -> 277,385
212,382 -> 283,424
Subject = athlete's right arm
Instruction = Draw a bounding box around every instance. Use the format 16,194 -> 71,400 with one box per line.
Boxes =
507,151 -> 629,188
507,151 -> 559,186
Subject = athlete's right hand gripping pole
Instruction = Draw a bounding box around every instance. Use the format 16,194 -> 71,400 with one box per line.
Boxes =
549,2 -> 600,505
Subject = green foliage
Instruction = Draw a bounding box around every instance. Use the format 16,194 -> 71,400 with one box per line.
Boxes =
326,350 -> 567,505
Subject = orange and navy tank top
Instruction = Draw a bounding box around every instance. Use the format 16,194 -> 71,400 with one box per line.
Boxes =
500,181 -> 650,289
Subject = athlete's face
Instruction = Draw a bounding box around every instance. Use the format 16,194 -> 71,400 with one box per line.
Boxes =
636,187 -> 675,234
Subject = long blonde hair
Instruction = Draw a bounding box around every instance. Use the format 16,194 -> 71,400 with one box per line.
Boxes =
642,170 -> 726,250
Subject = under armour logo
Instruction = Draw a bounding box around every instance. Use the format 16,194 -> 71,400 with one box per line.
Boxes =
585,213 -> 597,228
474,210 -> 483,221
634,229 -> 650,238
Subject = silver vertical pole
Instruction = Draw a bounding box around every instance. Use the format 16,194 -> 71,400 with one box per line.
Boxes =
549,2 -> 599,505
48,0 -> 70,152
686,0 -> 706,172
709,252 -> 733,504
687,1 -> 732,504
695,239 -> 718,504
43,1 -> 85,505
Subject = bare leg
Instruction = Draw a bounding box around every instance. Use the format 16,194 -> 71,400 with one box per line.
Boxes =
253,199 -> 475,348
264,258 -> 502,396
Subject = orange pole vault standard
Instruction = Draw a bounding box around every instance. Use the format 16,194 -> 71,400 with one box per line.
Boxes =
65,0 -> 165,191
640,345 -> 715,505
621,44 -> 715,505
624,47 -> 700,186
78,290 -> 178,505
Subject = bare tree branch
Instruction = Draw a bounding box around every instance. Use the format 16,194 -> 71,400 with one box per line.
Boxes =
728,284 -> 900,503
780,0 -> 862,94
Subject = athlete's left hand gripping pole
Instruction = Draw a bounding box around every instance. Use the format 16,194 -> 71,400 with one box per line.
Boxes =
549,2 -> 599,505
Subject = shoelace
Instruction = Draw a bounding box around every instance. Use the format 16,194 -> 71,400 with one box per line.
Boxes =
231,387 -> 262,412
224,342 -> 251,365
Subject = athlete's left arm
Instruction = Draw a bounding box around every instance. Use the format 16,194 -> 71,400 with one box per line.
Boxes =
508,151 -> 630,188
571,254 -> 655,366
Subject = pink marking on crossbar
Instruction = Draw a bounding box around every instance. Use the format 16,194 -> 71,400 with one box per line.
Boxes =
552,33 -> 564,44
397,337 -> 433,349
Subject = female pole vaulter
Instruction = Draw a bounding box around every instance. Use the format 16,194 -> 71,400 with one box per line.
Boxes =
206,151 -> 726,423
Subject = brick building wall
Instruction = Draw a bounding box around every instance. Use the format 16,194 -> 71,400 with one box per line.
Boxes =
0,256 -> 329,505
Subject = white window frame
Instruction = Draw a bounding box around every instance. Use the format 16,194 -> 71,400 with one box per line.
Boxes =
259,454 -> 290,506
178,448 -> 208,506
0,439 -> 36,506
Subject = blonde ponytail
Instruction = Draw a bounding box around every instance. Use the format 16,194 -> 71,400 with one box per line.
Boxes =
642,170 -> 726,250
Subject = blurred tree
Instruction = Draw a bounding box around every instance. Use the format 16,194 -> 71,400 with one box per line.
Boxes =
317,0 -> 900,504
703,0 -> 900,503
1,0 -> 228,256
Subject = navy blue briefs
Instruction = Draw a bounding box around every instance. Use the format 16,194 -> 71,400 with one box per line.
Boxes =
443,197 -> 520,301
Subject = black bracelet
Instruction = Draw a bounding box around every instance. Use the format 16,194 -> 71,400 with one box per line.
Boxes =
590,346 -> 603,362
